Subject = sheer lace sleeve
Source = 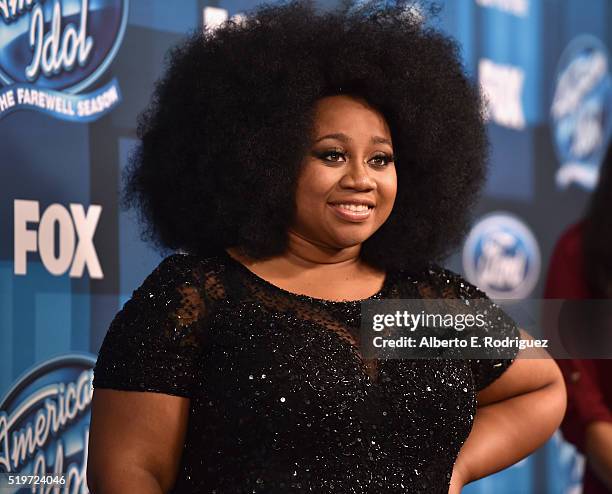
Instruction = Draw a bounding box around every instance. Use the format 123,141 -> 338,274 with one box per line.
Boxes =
422,265 -> 521,392
92,253 -> 211,398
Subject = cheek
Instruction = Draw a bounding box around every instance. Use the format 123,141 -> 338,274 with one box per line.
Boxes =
294,164 -> 337,212
379,171 -> 398,206
294,192 -> 320,219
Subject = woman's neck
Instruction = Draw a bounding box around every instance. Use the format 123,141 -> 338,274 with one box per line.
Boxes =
225,233 -> 385,299
228,231 -> 365,273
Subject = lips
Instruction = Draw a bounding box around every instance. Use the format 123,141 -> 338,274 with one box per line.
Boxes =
327,202 -> 374,222
328,199 -> 376,208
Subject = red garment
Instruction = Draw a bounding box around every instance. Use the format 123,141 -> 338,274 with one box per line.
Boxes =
544,220 -> 612,494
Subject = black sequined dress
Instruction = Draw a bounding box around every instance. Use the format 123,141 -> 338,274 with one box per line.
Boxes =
92,251 -> 520,493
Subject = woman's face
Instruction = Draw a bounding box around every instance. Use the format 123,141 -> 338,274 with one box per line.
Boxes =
291,95 -> 397,250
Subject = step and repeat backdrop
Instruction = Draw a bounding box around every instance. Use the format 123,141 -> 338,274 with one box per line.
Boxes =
0,0 -> 610,492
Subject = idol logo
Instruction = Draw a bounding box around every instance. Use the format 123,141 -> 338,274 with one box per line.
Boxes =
551,35 -> 612,190
462,213 -> 540,299
0,354 -> 95,493
0,0 -> 128,122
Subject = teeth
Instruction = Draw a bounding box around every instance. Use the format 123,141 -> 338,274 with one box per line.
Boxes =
335,203 -> 371,212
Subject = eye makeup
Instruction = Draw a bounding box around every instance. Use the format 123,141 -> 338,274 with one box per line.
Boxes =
312,149 -> 395,166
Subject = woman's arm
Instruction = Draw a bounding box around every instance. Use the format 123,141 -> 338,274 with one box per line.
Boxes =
584,421 -> 612,490
555,358 -> 612,488
87,389 -> 190,494
448,329 -> 567,493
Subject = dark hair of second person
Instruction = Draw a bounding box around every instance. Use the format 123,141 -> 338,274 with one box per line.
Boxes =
583,141 -> 612,298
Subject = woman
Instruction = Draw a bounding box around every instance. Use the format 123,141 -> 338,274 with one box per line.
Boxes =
87,0 -> 566,492
544,141 -> 612,493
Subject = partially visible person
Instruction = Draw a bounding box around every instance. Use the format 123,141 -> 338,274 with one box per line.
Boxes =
544,142 -> 612,493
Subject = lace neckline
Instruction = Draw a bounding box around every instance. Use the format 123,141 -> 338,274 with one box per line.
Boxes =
219,249 -> 390,305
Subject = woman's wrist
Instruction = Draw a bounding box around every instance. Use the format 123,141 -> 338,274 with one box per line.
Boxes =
448,461 -> 470,493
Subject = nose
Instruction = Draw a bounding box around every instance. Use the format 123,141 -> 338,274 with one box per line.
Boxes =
339,160 -> 376,191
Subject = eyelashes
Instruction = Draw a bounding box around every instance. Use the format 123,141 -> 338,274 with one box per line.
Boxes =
315,150 -> 395,167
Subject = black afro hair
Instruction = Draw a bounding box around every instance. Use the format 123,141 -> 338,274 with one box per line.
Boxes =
123,0 -> 488,273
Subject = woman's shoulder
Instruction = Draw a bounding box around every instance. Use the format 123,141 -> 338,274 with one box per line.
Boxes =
110,251 -> 234,336
393,262 -> 489,300
400,263 -> 522,391
152,250 -> 227,279
93,251 -> 238,396
144,250 -> 233,299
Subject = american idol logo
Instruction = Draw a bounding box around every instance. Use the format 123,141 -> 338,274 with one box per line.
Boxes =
0,354 -> 95,493
551,35 -> 612,190
0,0 -> 128,122
462,213 -> 541,299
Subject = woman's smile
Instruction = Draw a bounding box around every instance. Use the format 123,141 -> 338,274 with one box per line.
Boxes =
327,201 -> 375,222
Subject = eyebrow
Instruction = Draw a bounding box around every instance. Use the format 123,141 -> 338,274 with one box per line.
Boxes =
314,133 -> 392,146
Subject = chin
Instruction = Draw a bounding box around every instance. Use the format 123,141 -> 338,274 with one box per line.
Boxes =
332,223 -> 380,244
328,232 -> 373,249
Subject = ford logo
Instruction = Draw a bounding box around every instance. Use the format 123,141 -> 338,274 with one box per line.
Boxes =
462,213 -> 541,300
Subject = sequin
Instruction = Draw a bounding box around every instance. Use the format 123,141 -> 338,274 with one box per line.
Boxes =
93,250 -> 519,493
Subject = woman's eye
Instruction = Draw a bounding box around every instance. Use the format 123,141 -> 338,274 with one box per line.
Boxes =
316,151 -> 394,166
369,154 -> 394,167
316,151 -> 346,163
320,151 -> 346,162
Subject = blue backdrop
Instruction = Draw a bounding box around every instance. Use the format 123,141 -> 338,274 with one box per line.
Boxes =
1,0 -> 610,492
